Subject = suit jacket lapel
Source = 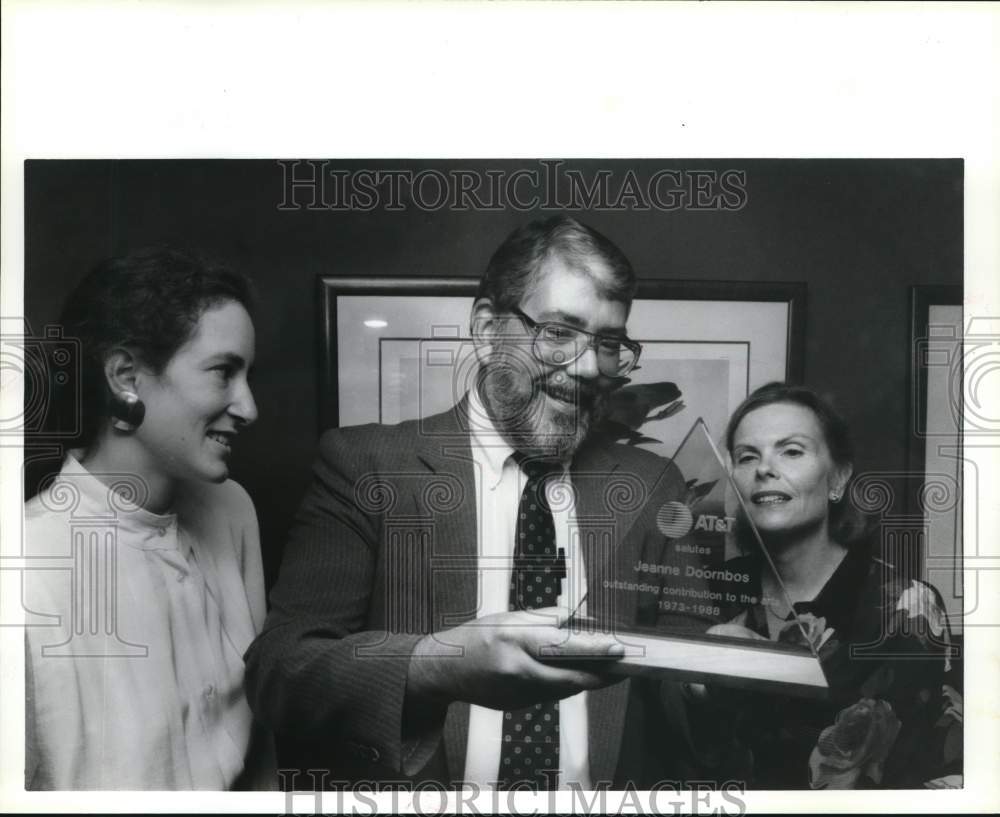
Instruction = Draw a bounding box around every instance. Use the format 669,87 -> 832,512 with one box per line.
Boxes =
413,401 -> 478,782
413,399 -> 479,625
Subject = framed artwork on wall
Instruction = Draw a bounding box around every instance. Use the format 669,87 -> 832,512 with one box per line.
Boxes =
318,277 -> 806,460
907,284 -> 964,630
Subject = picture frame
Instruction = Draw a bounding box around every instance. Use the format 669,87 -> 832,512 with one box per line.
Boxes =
318,278 -> 807,458
907,284 -> 963,627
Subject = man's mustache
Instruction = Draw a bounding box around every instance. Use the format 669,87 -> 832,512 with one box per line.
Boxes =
539,375 -> 601,406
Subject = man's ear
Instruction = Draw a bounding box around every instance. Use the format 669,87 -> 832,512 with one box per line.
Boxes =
102,348 -> 141,398
470,297 -> 503,362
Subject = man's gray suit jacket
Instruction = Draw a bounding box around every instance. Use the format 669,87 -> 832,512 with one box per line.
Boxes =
245,400 -> 698,786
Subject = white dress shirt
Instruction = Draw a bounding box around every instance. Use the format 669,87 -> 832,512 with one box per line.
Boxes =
461,388 -> 592,790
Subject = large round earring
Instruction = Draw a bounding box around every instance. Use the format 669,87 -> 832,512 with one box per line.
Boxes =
110,391 -> 145,432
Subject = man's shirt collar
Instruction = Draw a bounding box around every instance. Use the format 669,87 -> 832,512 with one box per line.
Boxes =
466,387 -> 516,491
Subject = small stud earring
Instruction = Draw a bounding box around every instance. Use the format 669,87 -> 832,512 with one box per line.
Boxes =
111,391 -> 146,432
829,490 -> 841,503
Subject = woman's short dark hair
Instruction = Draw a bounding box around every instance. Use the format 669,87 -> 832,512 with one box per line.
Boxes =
476,215 -> 636,312
55,247 -> 253,448
724,382 -> 868,547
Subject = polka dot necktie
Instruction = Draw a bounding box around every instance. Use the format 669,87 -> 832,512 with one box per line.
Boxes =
497,454 -> 566,791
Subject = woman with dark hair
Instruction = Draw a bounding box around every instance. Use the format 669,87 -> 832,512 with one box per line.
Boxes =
694,382 -> 957,789
24,248 -> 274,789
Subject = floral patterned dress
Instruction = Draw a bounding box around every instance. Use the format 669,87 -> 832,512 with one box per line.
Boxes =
696,545 -> 958,789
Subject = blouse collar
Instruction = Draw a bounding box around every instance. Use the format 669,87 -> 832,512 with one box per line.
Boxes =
742,543 -> 872,637
58,453 -> 181,550
790,543 -> 871,631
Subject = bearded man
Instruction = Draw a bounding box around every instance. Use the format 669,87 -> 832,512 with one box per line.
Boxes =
245,215 -> 693,790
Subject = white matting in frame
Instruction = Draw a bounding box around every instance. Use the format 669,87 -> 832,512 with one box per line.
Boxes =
332,291 -> 793,445
378,339 -> 747,446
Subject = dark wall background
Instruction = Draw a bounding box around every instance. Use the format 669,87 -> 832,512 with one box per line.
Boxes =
24,159 -> 963,586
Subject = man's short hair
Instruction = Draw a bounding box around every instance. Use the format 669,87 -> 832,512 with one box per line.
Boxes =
476,215 -> 637,312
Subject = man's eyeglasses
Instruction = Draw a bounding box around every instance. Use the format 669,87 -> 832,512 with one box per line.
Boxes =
509,307 -> 642,378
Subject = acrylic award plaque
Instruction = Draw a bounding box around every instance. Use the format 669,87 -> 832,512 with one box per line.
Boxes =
568,417 -> 830,699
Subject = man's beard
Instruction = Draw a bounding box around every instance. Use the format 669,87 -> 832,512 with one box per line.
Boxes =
477,354 -> 609,462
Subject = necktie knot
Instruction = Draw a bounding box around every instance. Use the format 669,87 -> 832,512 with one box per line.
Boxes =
511,452 -> 562,483
511,453 -> 562,514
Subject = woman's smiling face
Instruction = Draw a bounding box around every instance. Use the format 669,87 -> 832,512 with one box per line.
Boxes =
132,299 -> 257,485
730,402 -> 849,537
